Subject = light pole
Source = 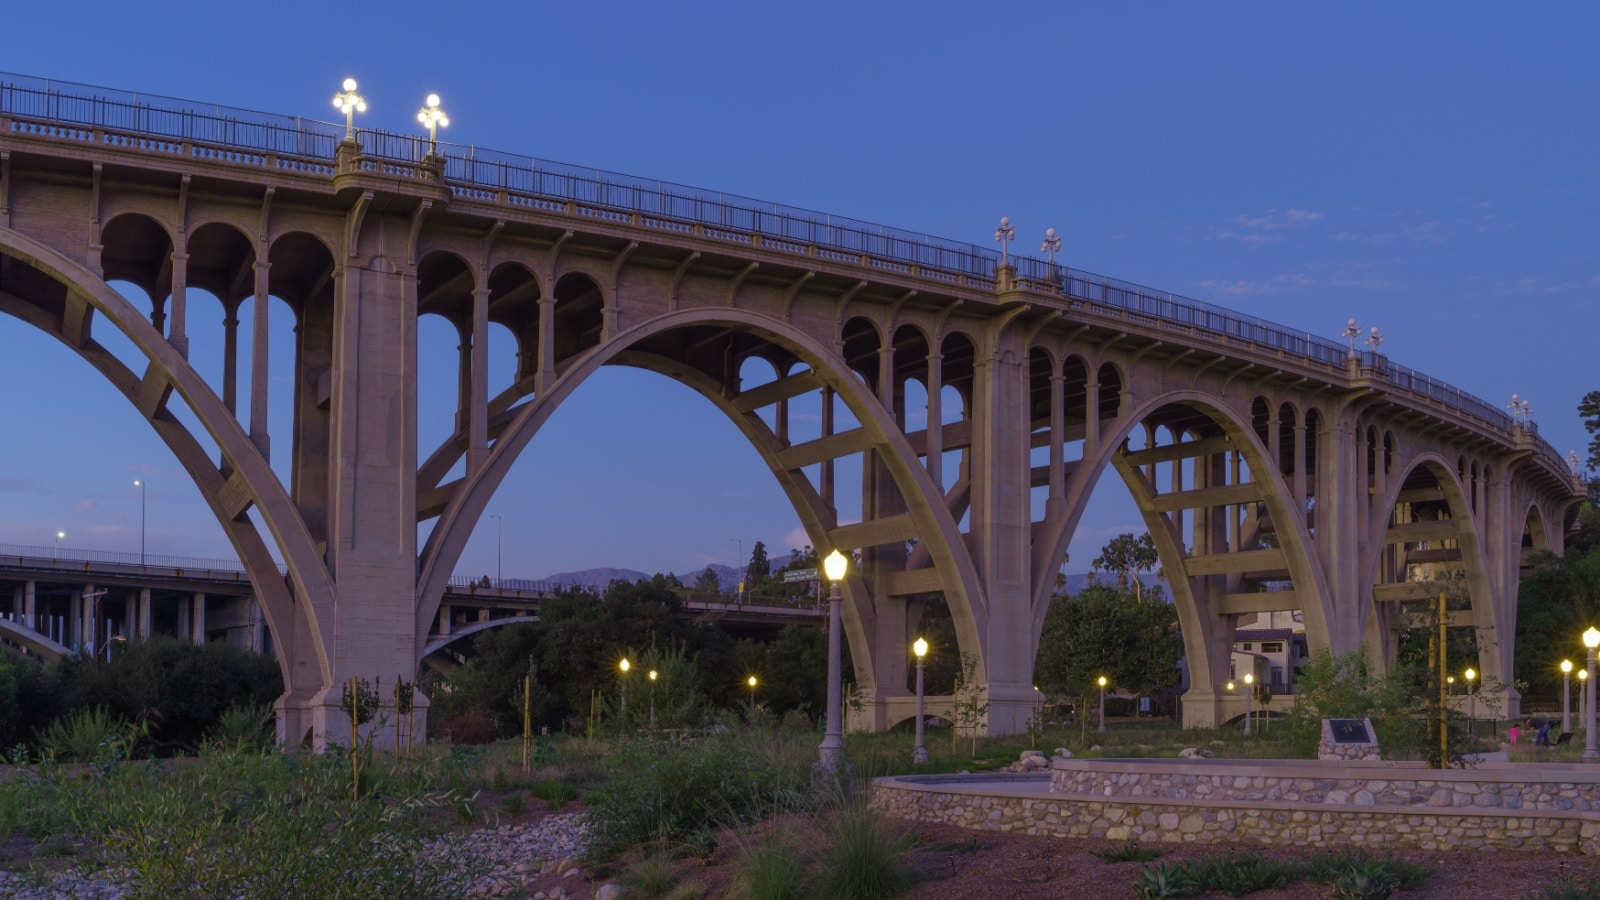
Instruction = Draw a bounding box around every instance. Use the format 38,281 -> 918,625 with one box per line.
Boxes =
1562,659 -> 1574,735
1581,669 -> 1590,734
1342,318 -> 1361,357
648,669 -> 658,732
731,538 -> 743,601
1365,326 -> 1385,356
490,514 -> 502,587
54,530 -> 64,561
619,657 -> 631,719
995,216 -> 1015,267
1464,668 -> 1477,735
1097,675 -> 1108,735
1041,228 -> 1061,267
912,637 -> 929,764
747,674 -> 758,711
1585,627 -> 1600,763
416,93 -> 449,159
1244,672 -> 1255,736
331,78 -> 366,143
818,549 -> 849,774
1226,680 -> 1236,731
133,479 -> 147,565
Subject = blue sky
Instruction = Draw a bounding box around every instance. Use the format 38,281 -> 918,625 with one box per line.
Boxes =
0,2 -> 1593,580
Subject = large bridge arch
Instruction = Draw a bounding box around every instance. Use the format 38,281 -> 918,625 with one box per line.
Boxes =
414,306 -> 985,704
0,224 -> 335,731
1362,453 -> 1501,687
1030,389 -> 1334,727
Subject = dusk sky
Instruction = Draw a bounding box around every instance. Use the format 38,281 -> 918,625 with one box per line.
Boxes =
0,3 -> 1593,581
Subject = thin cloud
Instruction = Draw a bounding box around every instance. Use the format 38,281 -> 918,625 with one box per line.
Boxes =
74,499 -> 98,513
1213,208 -> 1324,243
0,476 -> 47,495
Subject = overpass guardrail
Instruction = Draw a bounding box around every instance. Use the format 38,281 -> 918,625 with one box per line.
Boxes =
0,72 -> 1562,465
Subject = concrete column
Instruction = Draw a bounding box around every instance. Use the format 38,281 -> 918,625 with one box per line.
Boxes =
23,580 -> 34,631
1294,418 -> 1308,509
69,588 -> 83,649
1317,413 -> 1366,659
250,260 -> 272,459
455,334 -> 472,433
168,251 -> 189,357
1047,371 -> 1065,511
1085,373 -> 1100,458
222,304 -> 240,414
820,386 -> 835,510
438,603 -> 452,636
468,286 -> 490,473
925,353 -> 943,491
191,592 -> 206,642
137,588 -> 152,638
535,296 -> 556,395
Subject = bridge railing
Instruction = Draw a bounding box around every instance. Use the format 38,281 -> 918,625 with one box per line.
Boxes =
0,72 -> 1545,447
0,542 -> 257,574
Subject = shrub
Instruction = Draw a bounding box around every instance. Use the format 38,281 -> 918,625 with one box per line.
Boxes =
1132,862 -> 1199,899
1526,879 -> 1600,900
530,778 -> 580,809
619,848 -> 679,898
1096,841 -> 1165,863
443,712 -> 499,745
35,706 -> 126,763
733,837 -> 806,900
1307,849 -> 1434,894
1166,850 -> 1299,897
203,702 -> 274,753
807,800 -> 911,900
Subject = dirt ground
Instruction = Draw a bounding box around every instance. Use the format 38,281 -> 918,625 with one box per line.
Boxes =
523,809 -> 1600,899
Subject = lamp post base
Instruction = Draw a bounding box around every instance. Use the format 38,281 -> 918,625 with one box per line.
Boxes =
812,746 -> 854,797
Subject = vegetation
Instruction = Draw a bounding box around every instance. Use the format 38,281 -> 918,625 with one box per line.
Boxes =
1134,848 -> 1433,899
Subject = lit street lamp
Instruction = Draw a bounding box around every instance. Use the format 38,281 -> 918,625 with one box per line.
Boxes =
1244,672 -> 1255,736
1581,669 -> 1590,734
1097,675 -> 1108,735
1584,627 -> 1600,763
133,479 -> 146,565
619,657 -> 631,718
648,669 -> 658,732
331,78 -> 366,143
747,674 -> 758,710
1365,326 -> 1385,355
818,549 -> 849,776
416,93 -> 449,158
1563,659 -> 1575,735
995,216 -> 1015,267
1464,667 -> 1477,735
54,530 -> 64,561
912,637 -> 929,764
1342,318 -> 1361,357
1040,228 -> 1062,267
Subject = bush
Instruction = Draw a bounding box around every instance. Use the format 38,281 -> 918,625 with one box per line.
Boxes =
443,712 -> 499,745
35,706 -> 128,763
530,778 -> 580,809
808,800 -> 911,900
203,702 -> 275,753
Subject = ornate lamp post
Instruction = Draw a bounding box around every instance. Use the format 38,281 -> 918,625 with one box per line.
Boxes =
1365,326 -> 1385,356
818,549 -> 849,775
1041,228 -> 1062,266
416,93 -> 449,159
1562,659 -> 1574,735
1097,675 -> 1108,734
1581,669 -> 1589,733
995,217 -> 1015,267
133,479 -> 147,565
912,637 -> 929,764
1341,318 -> 1361,357
1584,628 -> 1600,763
1244,672 -> 1255,735
648,669 -> 658,732
1226,680 -> 1236,730
331,78 -> 366,143
747,674 -> 758,710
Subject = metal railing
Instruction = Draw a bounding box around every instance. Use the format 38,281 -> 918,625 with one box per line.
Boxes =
0,542 -> 256,575
0,72 -> 1550,446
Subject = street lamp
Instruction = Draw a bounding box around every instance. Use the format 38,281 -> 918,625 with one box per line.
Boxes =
1342,318 -> 1361,357
995,216 -> 1015,267
1464,668 -> 1477,734
1243,672 -> 1255,736
1563,659 -> 1575,735
619,657 -> 631,718
912,637 -> 929,764
331,78 -> 366,143
1581,668 -> 1590,734
416,93 -> 449,158
490,514 -> 502,587
747,674 -> 758,710
1041,228 -> 1062,267
818,549 -> 849,773
54,530 -> 65,561
1097,675 -> 1108,735
648,669 -> 658,732
1584,627 -> 1600,763
133,479 -> 147,565
1365,326 -> 1385,355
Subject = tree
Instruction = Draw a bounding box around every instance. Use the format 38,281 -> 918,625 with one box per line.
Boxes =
1092,532 -> 1160,599
692,565 -> 723,596
1580,390 -> 1600,473
745,540 -> 772,590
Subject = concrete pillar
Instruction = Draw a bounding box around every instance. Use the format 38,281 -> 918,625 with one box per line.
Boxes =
535,296 -> 556,395
820,386 -> 835,508
1293,418 -> 1308,509
169,251 -> 189,357
23,580 -> 34,631
1047,371 -> 1065,513
137,588 -> 152,638
222,304 -> 240,414
925,353 -> 943,490
438,603 -> 452,636
250,259 -> 271,459
69,588 -> 83,649
468,286 -> 490,473
1084,372 -> 1100,458
191,592 -> 206,643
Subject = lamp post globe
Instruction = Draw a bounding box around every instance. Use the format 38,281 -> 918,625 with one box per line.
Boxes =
912,637 -> 929,764
1582,668 -> 1590,736
618,657 -> 631,718
648,669 -> 658,731
1584,628 -> 1600,762
1464,668 -> 1477,730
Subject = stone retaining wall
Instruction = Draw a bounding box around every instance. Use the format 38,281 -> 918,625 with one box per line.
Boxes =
871,760 -> 1600,855
1050,759 -> 1600,813
871,781 -> 1600,854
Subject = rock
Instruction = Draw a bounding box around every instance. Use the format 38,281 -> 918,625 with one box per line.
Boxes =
1179,747 -> 1199,758
1089,745 -> 1102,752
1054,747 -> 1072,758
1020,749 -> 1046,760
555,858 -> 580,875
595,885 -> 626,900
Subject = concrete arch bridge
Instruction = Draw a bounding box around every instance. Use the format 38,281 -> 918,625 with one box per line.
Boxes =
0,74 -> 1583,745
